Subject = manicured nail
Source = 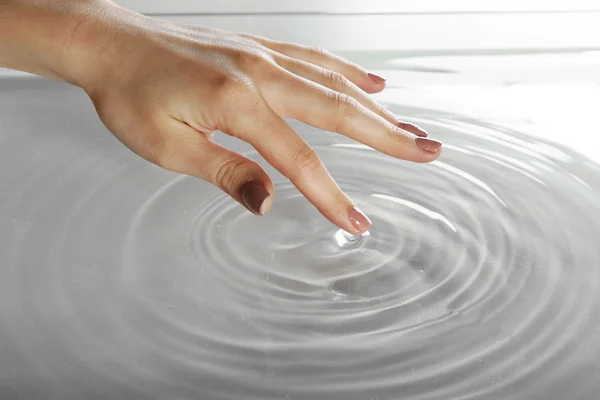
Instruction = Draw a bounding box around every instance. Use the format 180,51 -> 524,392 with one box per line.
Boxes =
348,206 -> 372,233
411,125 -> 429,137
368,72 -> 386,84
241,180 -> 271,215
415,137 -> 443,154
399,121 -> 428,137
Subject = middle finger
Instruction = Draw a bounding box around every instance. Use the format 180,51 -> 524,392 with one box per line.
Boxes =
275,55 -> 428,138
260,68 -> 442,163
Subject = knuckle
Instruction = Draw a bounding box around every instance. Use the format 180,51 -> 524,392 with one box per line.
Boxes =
323,70 -> 348,92
217,77 -> 259,114
376,103 -> 389,118
333,92 -> 358,117
218,75 -> 249,96
291,144 -> 322,178
210,73 -> 231,92
214,157 -> 247,190
236,32 -> 258,42
234,48 -> 274,70
308,46 -> 329,58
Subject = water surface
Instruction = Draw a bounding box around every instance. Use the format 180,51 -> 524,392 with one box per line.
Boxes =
1,52 -> 599,399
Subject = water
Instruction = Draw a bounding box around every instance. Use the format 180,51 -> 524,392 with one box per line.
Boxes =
1,53 -> 600,399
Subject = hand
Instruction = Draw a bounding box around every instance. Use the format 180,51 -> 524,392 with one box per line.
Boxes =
68,3 -> 443,234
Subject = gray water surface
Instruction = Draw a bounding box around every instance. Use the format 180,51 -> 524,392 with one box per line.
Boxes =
1,53 -> 600,399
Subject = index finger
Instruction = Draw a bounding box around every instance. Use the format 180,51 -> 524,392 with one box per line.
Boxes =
224,97 -> 373,235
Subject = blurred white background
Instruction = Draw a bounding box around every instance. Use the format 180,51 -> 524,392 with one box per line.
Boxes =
106,0 -> 600,158
3,0 -> 598,156
111,0 -> 600,51
115,0 -> 600,14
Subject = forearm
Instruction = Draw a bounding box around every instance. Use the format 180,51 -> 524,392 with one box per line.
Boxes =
0,0 -> 144,88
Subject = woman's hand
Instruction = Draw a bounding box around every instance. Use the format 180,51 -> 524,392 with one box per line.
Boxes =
2,1 -> 442,234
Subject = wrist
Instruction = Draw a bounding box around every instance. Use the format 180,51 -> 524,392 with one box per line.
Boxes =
57,1 -> 149,91
0,0 -> 149,90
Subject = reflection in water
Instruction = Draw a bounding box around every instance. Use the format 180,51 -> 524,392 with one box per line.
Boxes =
1,79 -> 600,399
334,229 -> 368,248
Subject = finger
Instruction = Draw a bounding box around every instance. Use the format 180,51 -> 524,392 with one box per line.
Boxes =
157,120 -> 274,216
245,35 -> 386,94
275,55 -> 428,137
260,70 -> 442,163
223,99 -> 372,235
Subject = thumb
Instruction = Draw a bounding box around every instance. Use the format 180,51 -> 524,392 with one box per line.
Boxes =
158,122 -> 274,215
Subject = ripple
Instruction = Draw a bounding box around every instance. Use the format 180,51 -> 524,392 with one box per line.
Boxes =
2,96 -> 600,399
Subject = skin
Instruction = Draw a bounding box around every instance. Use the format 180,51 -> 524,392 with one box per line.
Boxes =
0,0 -> 442,235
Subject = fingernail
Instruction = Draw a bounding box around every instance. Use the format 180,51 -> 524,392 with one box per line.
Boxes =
241,180 -> 271,216
399,121 -> 428,137
368,72 -> 386,84
412,125 -> 429,137
348,206 -> 372,233
415,137 -> 443,154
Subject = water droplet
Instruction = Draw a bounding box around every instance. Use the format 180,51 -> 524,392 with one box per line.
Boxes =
334,229 -> 370,248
